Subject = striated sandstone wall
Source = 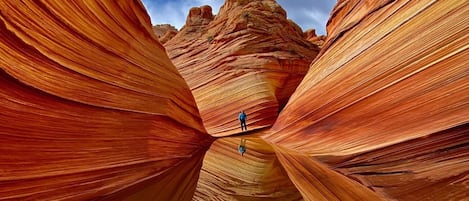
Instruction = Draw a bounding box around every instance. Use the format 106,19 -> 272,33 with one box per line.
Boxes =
0,1 -> 212,200
193,135 -> 303,200
1,0 -> 467,200
265,0 -> 469,200
152,24 -> 178,44
165,0 -> 319,137
304,29 -> 326,48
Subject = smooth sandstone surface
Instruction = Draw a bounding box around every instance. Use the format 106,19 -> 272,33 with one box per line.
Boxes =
268,0 -> 468,156
265,0 -> 468,200
0,0 -> 468,200
274,145 -> 385,201
323,124 -> 469,201
165,0 -> 319,137
194,134 -> 303,200
0,1 -> 212,200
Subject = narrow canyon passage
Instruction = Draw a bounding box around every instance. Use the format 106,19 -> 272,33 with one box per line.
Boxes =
0,0 -> 467,200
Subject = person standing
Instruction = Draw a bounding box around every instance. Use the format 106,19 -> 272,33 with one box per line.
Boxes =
238,111 -> 247,131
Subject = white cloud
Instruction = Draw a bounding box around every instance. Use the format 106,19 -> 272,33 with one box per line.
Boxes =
141,0 -> 335,35
193,0 -> 224,13
277,0 -> 336,35
306,10 -> 327,26
142,0 -> 224,30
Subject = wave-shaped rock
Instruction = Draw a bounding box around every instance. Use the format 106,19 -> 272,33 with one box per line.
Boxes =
165,0 -> 319,136
1,0 -> 467,200
0,1 -> 212,200
194,135 -> 303,200
265,0 -> 469,200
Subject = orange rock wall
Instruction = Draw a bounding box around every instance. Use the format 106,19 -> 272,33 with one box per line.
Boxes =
165,0 -> 319,136
268,0 -> 468,155
194,135 -> 303,200
153,24 -> 178,44
1,0 -> 467,200
265,0 -> 469,200
0,1 -> 211,200
304,29 -> 325,48
323,124 -> 469,201
274,145 -> 385,201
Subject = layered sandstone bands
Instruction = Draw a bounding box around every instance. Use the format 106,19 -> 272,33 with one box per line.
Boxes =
153,24 -> 178,44
0,1 -> 211,200
165,0 -> 319,136
194,134 -> 303,200
0,0 -> 467,200
264,0 -> 468,200
304,29 -> 326,48
326,124 -> 469,200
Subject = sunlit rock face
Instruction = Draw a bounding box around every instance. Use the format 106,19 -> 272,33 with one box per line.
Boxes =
274,145 -> 386,201
323,124 -> 469,201
0,1 -> 212,200
304,29 -> 326,48
165,0 -> 319,137
265,0 -> 469,200
194,135 -> 303,200
153,24 -> 178,44
1,0 -> 467,200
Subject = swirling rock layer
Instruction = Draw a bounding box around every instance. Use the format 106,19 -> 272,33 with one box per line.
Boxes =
265,0 -> 469,200
0,1 -> 211,200
268,0 -> 468,155
165,0 -> 319,136
1,0 -> 467,200
324,124 -> 469,201
194,134 -> 303,200
274,145 -> 385,201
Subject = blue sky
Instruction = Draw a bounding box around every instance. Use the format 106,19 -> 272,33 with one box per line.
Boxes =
141,0 -> 336,35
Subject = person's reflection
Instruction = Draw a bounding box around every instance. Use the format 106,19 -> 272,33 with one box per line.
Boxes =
238,138 -> 247,156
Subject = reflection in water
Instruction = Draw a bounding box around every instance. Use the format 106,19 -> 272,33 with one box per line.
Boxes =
193,134 -> 303,200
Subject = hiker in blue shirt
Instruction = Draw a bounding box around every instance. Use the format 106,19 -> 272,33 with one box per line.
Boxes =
238,111 -> 247,131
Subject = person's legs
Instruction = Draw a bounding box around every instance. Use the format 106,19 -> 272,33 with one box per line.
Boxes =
240,121 -> 244,131
241,120 -> 246,131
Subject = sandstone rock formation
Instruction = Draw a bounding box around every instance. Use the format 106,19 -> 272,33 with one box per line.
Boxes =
264,0 -> 469,200
0,1 -> 212,200
194,134 -> 303,200
152,24 -> 178,44
1,0 -> 468,200
304,29 -> 326,48
165,0 -> 319,136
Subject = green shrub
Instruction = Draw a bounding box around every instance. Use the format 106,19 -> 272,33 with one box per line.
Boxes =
207,35 -> 213,43
242,12 -> 250,20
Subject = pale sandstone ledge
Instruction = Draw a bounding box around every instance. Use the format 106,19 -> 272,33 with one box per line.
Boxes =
165,0 -> 320,137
